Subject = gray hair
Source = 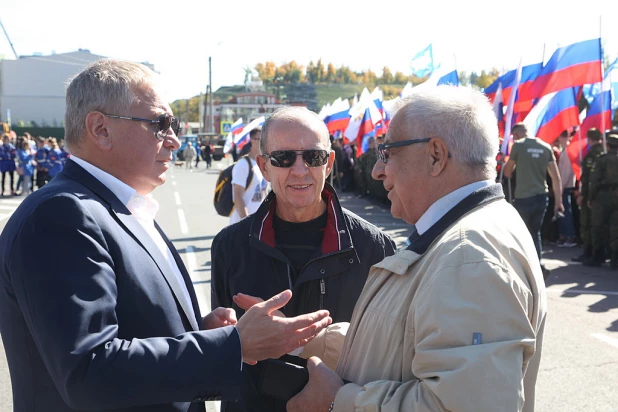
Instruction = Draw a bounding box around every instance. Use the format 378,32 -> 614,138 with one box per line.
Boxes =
260,106 -> 329,154
391,86 -> 498,179
64,59 -> 158,150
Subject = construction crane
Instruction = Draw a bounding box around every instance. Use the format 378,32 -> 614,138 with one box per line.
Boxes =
0,18 -> 18,59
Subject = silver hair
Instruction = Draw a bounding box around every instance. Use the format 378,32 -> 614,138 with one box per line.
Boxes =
64,59 -> 157,150
392,86 -> 498,179
260,106 -> 330,154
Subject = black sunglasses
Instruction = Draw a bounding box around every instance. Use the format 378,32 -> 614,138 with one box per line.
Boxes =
262,149 -> 330,168
104,113 -> 180,141
378,138 -> 437,163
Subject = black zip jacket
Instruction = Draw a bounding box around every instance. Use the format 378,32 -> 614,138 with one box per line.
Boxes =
211,183 -> 396,412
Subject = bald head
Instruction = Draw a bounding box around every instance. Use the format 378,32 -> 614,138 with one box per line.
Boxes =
260,107 -> 330,154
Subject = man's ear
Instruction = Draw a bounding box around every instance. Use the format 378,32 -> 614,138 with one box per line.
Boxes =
427,138 -> 449,176
256,155 -> 271,182
85,111 -> 113,151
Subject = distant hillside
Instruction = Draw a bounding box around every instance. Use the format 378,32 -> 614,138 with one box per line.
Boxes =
213,85 -> 246,102
315,84 -> 405,108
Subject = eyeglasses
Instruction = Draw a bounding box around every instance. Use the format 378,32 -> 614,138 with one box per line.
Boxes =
262,149 -> 330,168
104,113 -> 180,141
377,138 -> 431,163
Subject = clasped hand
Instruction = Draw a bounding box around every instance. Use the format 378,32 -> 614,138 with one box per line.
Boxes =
206,290 -> 332,365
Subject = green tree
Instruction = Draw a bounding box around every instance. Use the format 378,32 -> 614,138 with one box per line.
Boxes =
255,61 -> 277,85
282,61 -> 305,83
315,59 -> 325,83
325,63 -> 337,83
306,60 -> 317,83
393,71 -> 408,84
337,66 -> 357,84
380,66 -> 393,84
476,69 -> 499,89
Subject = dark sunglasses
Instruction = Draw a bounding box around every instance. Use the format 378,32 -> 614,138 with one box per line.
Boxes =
262,149 -> 330,168
377,138 -> 432,163
104,113 -> 180,141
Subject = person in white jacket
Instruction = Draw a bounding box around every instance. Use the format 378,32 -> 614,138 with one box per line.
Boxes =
279,85 -> 547,412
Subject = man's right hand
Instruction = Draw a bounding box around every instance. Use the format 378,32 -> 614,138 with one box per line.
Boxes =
235,290 -> 332,364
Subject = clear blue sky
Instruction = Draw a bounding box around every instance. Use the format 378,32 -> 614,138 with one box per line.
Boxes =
2,0 -> 616,101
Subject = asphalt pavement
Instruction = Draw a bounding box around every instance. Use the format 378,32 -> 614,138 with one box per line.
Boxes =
1,159 -> 617,411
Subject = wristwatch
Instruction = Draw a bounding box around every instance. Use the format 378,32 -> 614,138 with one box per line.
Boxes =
328,401 -> 335,412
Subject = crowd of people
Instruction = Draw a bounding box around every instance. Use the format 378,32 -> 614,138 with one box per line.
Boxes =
503,125 -> 618,273
0,132 -> 69,196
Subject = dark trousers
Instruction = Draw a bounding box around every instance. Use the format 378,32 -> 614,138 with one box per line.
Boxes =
514,193 -> 549,260
1,170 -> 15,194
36,170 -> 49,189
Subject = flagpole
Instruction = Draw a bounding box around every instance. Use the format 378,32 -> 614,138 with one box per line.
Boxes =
600,15 -> 607,151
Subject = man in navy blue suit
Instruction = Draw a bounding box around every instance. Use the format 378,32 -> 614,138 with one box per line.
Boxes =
0,59 -> 331,412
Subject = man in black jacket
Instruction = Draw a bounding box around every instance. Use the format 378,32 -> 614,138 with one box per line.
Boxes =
211,106 -> 396,412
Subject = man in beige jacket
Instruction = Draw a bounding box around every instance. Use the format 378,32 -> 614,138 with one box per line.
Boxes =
286,86 -> 547,412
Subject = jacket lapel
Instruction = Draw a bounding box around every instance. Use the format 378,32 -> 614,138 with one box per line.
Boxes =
61,160 -> 200,332
115,213 -> 199,331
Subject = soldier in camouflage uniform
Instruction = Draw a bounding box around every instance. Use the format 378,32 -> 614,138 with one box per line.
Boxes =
585,130 -> 618,269
573,128 -> 605,262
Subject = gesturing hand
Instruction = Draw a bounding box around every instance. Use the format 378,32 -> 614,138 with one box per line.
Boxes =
201,307 -> 237,330
233,292 -> 284,318
235,290 -> 332,364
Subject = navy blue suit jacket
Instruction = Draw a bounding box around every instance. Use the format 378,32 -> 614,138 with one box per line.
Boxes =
0,160 -> 242,411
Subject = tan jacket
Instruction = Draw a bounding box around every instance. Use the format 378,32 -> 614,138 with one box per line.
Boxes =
312,198 -> 546,412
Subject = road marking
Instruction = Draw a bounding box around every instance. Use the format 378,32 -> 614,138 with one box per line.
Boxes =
187,245 -> 209,314
547,288 -> 618,297
177,209 -> 189,234
186,246 -> 198,281
174,192 -> 181,206
0,199 -> 22,205
591,333 -> 618,348
0,205 -> 16,210
0,213 -> 10,222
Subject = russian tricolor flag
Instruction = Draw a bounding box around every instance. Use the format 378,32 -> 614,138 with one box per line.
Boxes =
235,116 -> 265,150
485,63 -> 543,116
371,87 -> 389,135
580,90 -> 612,140
230,118 -> 244,135
520,39 -> 602,101
324,99 -> 350,133
344,88 -> 381,145
566,135 -> 589,180
532,88 -> 581,144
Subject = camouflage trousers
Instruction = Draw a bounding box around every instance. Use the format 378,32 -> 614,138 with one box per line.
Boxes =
591,193 -> 618,251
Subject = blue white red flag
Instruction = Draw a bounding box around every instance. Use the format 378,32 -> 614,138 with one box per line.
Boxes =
230,118 -> 244,136
520,39 -> 602,101
234,116 -> 265,150
532,88 -> 581,143
324,99 -> 350,133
